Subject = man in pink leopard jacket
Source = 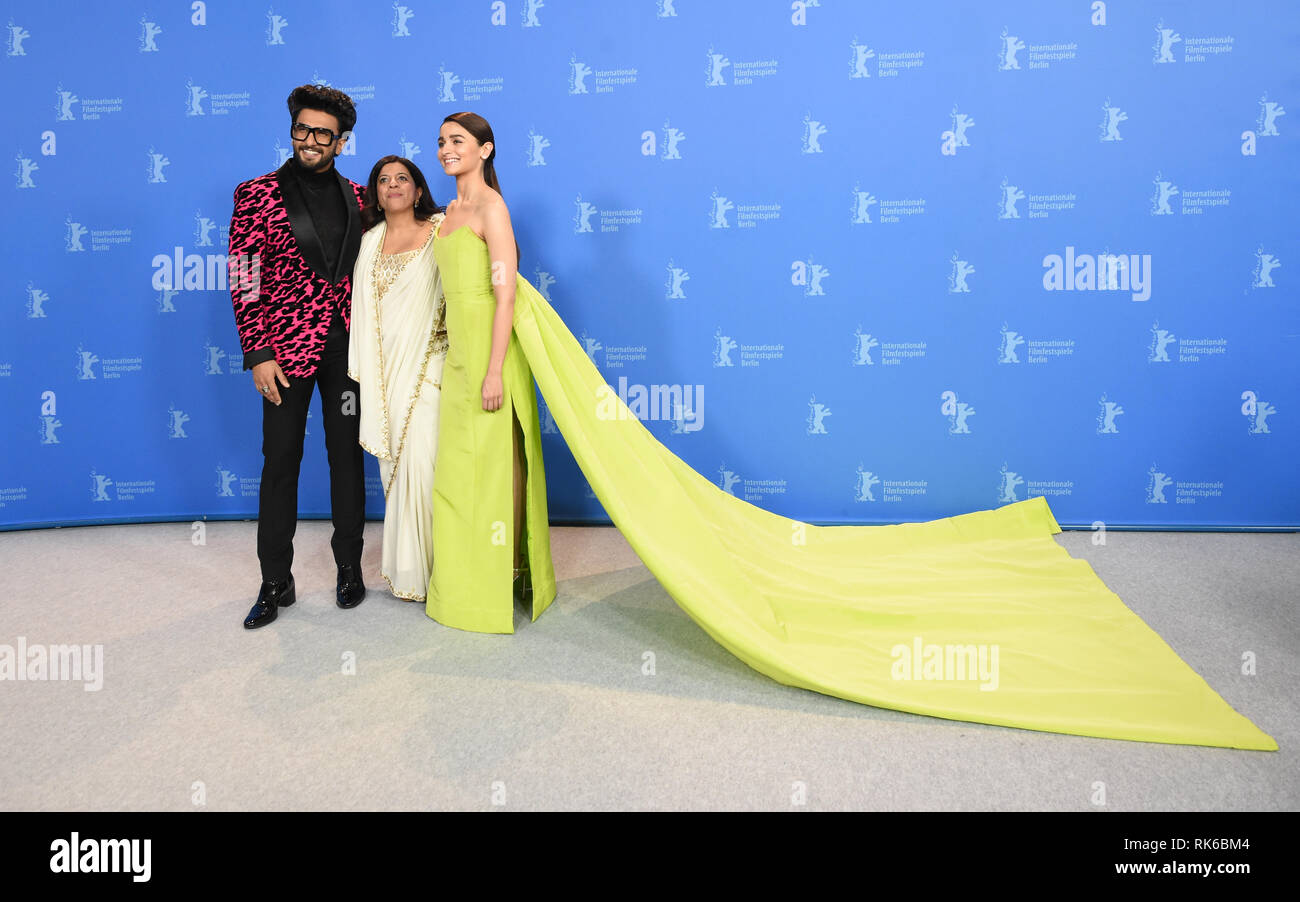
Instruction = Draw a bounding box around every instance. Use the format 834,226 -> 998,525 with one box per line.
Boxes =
228,84 -> 368,629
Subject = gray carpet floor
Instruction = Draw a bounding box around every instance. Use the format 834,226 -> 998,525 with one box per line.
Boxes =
1,519 -> 1295,811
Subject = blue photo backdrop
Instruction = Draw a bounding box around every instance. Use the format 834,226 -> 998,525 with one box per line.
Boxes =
2,0 -> 1296,530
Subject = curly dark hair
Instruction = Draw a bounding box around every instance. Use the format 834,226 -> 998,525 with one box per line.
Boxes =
361,155 -> 442,231
286,84 -> 357,136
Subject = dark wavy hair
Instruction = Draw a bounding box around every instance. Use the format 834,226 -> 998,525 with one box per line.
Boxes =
286,84 -> 357,137
441,111 -> 519,264
361,156 -> 441,231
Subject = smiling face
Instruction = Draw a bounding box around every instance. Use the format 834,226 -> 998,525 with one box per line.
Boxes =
437,120 -> 491,178
291,107 -> 345,172
376,161 -> 421,215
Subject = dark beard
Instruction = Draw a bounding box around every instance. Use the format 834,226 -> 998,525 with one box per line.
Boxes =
294,148 -> 334,173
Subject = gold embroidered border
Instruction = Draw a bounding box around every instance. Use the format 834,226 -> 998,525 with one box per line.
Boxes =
374,221 -> 443,502
382,570 -> 427,602
385,321 -> 443,501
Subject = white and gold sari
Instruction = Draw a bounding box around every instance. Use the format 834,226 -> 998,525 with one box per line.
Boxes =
348,213 -> 448,600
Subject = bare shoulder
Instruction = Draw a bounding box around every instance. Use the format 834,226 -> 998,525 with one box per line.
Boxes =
481,192 -> 513,228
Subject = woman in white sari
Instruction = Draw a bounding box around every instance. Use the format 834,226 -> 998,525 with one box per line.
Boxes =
348,155 -> 447,600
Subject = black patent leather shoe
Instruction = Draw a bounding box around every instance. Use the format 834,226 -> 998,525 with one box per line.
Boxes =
336,563 -> 366,609
243,576 -> 296,630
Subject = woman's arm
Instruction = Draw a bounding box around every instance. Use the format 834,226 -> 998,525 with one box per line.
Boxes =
480,197 -> 518,411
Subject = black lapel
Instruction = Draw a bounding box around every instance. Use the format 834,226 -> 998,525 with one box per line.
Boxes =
334,171 -> 362,284
274,159 -> 331,283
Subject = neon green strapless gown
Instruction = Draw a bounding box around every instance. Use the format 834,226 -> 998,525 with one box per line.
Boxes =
427,223 -> 557,632
429,224 -> 1275,751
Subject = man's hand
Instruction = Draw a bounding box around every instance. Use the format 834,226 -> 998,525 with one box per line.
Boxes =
252,360 -> 290,405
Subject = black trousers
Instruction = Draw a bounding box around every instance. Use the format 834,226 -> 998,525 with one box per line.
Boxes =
256,321 -> 364,581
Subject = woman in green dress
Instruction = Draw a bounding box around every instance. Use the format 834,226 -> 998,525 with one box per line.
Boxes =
427,112 -> 558,633
425,113 -> 1273,751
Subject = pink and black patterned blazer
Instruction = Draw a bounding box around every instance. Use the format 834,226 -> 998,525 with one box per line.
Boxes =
228,160 -> 366,378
